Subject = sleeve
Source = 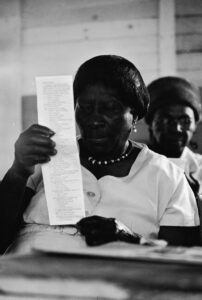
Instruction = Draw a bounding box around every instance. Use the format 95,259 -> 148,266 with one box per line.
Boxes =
159,166 -> 200,227
26,165 -> 43,192
0,168 -> 34,253
194,154 -> 202,195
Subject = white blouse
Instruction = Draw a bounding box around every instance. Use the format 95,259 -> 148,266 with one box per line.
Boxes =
8,143 -> 199,254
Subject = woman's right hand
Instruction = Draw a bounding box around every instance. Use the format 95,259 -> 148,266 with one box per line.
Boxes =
12,124 -> 57,177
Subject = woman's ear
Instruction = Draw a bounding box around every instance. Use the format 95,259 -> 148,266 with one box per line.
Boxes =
132,117 -> 138,133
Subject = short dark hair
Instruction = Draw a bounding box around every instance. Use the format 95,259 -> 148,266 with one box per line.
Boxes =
73,55 -> 150,120
145,76 -> 202,124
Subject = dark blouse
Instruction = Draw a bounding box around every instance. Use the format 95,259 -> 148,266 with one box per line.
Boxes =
0,169 -> 34,253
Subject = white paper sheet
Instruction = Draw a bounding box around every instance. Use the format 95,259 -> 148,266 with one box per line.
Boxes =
36,76 -> 85,225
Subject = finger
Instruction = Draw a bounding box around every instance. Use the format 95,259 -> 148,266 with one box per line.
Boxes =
27,135 -> 56,148
15,145 -> 54,165
29,124 -> 55,137
22,154 -> 51,166
36,155 -> 51,164
24,145 -> 57,156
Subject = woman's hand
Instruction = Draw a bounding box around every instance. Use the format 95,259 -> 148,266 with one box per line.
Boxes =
11,124 -> 57,177
76,215 -> 117,246
76,215 -> 141,246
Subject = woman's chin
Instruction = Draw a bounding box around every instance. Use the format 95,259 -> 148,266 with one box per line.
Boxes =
85,138 -> 111,156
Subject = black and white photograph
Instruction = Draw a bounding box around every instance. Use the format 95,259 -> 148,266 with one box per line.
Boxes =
1,0 -> 202,299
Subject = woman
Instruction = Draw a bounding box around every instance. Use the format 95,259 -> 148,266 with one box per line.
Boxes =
6,55 -> 200,253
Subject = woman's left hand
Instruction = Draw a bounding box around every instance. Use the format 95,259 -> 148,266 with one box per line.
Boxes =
76,215 -> 117,246
76,215 -> 140,246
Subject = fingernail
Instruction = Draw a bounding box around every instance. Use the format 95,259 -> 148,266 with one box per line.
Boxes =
52,149 -> 57,155
49,130 -> 55,136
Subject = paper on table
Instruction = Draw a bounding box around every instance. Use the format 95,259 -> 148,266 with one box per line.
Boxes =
36,76 -> 85,225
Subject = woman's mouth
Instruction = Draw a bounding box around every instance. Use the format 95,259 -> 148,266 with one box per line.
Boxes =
166,135 -> 185,147
86,137 -> 108,144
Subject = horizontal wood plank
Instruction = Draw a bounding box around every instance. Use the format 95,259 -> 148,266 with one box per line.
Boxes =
177,52 -> 202,70
177,70 -> 202,87
176,16 -> 202,34
23,19 -> 158,45
176,0 -> 202,16
22,0 -> 158,29
177,34 -> 202,52
22,38 -> 158,68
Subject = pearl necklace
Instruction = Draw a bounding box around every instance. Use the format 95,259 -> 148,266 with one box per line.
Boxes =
88,141 -> 133,166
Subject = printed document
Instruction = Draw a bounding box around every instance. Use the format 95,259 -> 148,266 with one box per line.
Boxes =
36,76 -> 85,225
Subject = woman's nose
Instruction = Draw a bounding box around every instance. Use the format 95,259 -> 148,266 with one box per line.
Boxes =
88,120 -> 105,129
170,120 -> 183,132
92,103 -> 101,115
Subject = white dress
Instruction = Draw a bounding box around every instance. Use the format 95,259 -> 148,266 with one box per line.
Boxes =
8,143 -> 199,254
169,146 -> 202,194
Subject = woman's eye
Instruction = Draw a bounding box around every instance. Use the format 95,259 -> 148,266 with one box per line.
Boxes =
105,103 -> 121,113
183,118 -> 191,125
79,104 -> 92,112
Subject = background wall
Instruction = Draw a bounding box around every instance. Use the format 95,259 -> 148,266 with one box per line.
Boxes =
0,0 -> 202,177
175,0 -> 202,153
0,0 -> 22,177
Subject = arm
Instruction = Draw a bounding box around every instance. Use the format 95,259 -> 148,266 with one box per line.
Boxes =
158,169 -> 201,247
0,168 -> 34,254
0,124 -> 57,253
158,226 -> 201,246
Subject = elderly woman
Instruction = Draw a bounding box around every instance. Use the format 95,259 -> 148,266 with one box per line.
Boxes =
5,55 -> 200,254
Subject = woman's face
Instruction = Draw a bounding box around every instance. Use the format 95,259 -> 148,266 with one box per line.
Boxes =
150,104 -> 196,157
75,83 -> 135,158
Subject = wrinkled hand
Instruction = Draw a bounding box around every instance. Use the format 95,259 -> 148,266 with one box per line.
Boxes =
76,215 -> 117,246
76,215 -> 140,246
12,124 -> 57,177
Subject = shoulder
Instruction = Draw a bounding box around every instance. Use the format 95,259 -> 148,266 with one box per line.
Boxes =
129,142 -> 187,202
133,141 -> 184,179
183,147 -> 202,163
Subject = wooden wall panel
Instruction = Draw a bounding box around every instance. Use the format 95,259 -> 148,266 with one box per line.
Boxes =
175,0 -> 202,154
23,19 -> 158,45
176,0 -> 202,16
178,53 -> 202,70
21,0 -> 159,95
177,70 -> 202,87
22,95 -> 37,130
22,0 -> 158,28
0,0 -> 22,177
176,0 -> 202,86
176,17 -> 202,35
177,34 -> 202,53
